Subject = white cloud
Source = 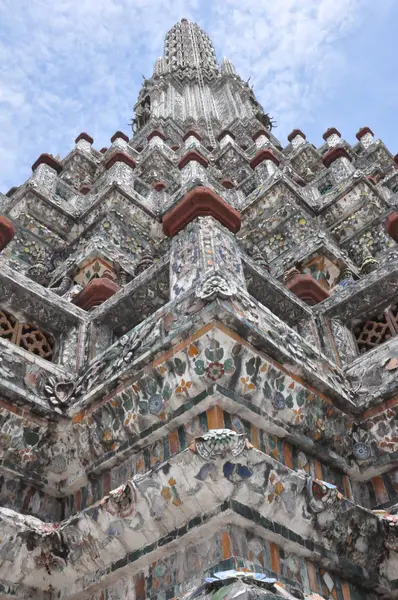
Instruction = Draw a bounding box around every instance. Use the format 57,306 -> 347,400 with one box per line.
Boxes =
0,0 -> 393,190
208,0 -> 377,133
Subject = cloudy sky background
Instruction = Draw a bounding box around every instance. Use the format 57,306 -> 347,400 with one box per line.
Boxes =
0,0 -> 396,191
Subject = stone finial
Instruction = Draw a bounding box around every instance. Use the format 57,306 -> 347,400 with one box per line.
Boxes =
75,132 -> 94,145
251,245 -> 270,273
31,154 -> 63,174
110,131 -> 129,144
0,215 -> 16,252
135,246 -> 155,276
360,246 -> 379,275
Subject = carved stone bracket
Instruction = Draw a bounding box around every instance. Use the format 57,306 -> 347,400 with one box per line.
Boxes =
196,272 -> 237,301
191,429 -> 248,460
306,477 -> 339,514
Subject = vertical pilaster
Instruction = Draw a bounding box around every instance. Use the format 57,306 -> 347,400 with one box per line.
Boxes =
170,216 -> 246,300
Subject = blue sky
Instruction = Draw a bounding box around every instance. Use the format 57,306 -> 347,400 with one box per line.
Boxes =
0,0 -> 397,192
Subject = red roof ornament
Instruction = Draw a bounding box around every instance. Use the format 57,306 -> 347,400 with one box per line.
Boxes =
162,186 -> 241,237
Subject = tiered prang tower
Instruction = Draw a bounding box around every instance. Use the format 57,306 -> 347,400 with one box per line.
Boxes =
1,17 -> 398,600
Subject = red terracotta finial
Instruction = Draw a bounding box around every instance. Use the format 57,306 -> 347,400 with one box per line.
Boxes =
110,131 -> 129,143
31,154 -> 63,174
104,152 -> 136,170
221,179 -> 235,189
250,149 -> 280,169
287,129 -> 306,143
385,212 -> 398,242
217,129 -> 235,142
322,146 -> 352,168
75,132 -> 94,145
0,215 -> 16,252
356,127 -> 374,141
178,150 -> 208,170
183,130 -> 201,142
72,278 -> 120,311
153,181 -> 166,191
322,127 -> 341,141
162,186 -> 241,237
284,269 -> 330,305
80,184 -> 91,195
147,129 -> 167,142
252,129 -> 270,142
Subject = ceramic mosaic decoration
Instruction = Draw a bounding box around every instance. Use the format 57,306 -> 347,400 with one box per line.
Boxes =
1,17 -> 398,600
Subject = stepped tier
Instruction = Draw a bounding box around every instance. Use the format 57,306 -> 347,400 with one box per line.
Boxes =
1,17 -> 398,600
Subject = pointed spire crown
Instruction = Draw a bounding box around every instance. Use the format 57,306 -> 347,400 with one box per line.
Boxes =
163,19 -> 219,74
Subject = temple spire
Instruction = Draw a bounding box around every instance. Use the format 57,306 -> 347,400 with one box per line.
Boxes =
163,18 -> 219,75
